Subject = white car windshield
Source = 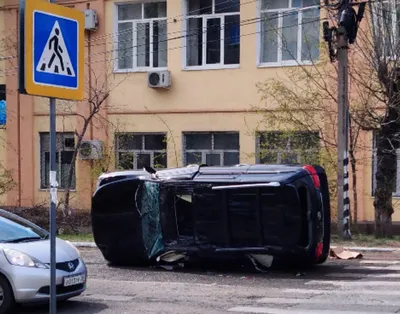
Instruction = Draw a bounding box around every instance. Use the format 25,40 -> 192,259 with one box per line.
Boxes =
0,213 -> 48,243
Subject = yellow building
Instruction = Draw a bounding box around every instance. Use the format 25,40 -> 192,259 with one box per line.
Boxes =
0,0 -> 398,224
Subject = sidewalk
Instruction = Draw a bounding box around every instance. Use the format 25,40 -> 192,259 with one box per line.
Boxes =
70,241 -> 400,253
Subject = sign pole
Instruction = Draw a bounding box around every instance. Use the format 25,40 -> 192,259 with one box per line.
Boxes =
49,98 -> 57,314
48,1 -> 56,313
18,2 -> 84,312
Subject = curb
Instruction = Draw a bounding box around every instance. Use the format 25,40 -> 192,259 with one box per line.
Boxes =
71,242 -> 400,253
71,242 -> 97,248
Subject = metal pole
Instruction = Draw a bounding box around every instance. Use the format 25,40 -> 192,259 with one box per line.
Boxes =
49,1 -> 57,313
337,0 -> 352,240
49,98 -> 57,314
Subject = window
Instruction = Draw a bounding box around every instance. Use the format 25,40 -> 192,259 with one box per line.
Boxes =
257,131 -> 319,164
40,133 -> 76,189
371,132 -> 399,196
116,133 -> 167,169
373,0 -> 400,58
183,132 -> 240,166
116,2 -> 167,71
259,0 -> 320,65
185,0 -> 240,69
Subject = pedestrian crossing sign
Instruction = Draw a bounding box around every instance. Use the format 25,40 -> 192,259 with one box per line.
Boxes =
19,0 -> 85,100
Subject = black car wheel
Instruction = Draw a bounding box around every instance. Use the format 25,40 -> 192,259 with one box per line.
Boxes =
0,275 -> 15,314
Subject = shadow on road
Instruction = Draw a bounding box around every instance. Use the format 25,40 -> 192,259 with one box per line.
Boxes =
15,300 -> 108,314
107,256 -> 344,279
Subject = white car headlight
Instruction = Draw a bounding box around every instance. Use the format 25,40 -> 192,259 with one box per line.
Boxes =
2,248 -> 48,269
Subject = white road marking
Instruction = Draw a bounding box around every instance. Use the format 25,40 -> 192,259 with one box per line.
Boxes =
228,307 -> 393,314
256,297 -> 400,306
305,280 -> 400,287
359,260 -> 400,265
324,272 -> 400,278
344,265 -> 397,271
281,288 -> 400,296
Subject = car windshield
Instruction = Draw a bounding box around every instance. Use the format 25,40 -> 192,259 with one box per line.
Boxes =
0,211 -> 48,243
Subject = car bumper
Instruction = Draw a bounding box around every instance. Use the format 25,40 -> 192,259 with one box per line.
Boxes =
7,258 -> 87,304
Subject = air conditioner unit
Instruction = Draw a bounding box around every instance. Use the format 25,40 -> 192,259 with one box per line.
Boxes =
148,71 -> 171,88
83,9 -> 98,31
78,140 -> 103,160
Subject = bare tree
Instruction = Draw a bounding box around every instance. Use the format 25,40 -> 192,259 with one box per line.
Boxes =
255,1 -> 400,237
58,57 -> 131,216
348,0 -> 400,237
253,48 -> 365,225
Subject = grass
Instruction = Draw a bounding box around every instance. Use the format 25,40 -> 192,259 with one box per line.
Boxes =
56,233 -> 400,248
58,233 -> 94,242
331,234 -> 400,247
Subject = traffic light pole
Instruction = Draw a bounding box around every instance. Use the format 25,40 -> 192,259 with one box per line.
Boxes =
337,28 -> 352,240
324,0 -> 366,239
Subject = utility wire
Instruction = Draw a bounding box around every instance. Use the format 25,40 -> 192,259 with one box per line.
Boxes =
0,4 -> 324,64
0,0 -> 383,74
1,16 -> 324,77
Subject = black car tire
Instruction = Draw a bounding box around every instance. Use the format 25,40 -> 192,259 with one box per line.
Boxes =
0,275 -> 15,314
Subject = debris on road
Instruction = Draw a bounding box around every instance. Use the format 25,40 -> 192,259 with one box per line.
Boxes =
329,246 -> 363,260
248,254 -> 274,272
156,251 -> 186,263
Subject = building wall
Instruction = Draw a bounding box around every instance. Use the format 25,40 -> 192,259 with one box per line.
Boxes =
2,0 -> 109,210
0,1 -> 6,205
0,0 -> 399,223
0,0 -> 5,86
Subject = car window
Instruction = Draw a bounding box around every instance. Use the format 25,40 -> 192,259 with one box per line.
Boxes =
0,216 -> 47,242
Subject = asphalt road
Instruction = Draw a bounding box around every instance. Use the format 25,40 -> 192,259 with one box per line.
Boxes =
15,248 -> 400,314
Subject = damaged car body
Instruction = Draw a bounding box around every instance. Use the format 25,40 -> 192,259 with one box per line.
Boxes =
91,164 -> 331,267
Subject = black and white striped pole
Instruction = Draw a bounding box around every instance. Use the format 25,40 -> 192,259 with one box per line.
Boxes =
337,0 -> 353,240
343,151 -> 351,238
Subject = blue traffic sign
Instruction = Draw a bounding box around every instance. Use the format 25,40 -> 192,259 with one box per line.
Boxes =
19,0 -> 84,100
33,11 -> 78,90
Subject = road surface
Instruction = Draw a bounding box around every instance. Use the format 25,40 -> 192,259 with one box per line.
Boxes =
16,248 -> 400,314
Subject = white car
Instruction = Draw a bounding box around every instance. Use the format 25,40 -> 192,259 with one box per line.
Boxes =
0,209 -> 87,314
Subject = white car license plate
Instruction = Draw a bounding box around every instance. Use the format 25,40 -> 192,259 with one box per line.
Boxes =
63,273 -> 86,287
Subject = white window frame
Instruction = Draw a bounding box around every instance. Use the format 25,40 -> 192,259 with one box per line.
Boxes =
114,1 -> 168,73
256,0 -> 320,68
115,133 -> 168,170
372,0 -> 399,60
182,132 -> 240,166
182,0 -> 240,70
256,131 -> 320,164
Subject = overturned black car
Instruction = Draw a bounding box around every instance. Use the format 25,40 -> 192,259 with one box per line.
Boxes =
91,164 -> 331,267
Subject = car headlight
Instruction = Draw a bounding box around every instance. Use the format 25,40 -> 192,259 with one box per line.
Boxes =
2,248 -> 48,269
